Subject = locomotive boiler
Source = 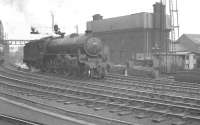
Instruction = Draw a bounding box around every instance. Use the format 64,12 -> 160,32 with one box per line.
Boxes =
23,34 -> 107,78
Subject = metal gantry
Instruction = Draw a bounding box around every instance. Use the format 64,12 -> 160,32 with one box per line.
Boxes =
3,40 -> 29,45
160,0 -> 180,73
169,0 -> 180,72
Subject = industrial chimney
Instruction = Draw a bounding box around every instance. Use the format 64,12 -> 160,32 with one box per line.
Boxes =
92,14 -> 103,21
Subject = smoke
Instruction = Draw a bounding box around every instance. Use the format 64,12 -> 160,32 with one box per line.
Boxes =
0,0 -> 28,12
0,0 -> 29,38
0,0 -> 95,38
0,0 -> 45,25
0,0 -> 67,39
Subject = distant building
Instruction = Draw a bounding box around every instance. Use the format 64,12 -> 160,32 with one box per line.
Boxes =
152,34 -> 200,73
86,2 -> 171,64
175,34 -> 200,53
173,34 -> 200,70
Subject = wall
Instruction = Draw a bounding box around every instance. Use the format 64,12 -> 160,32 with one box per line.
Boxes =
153,53 -> 198,73
86,3 -> 171,65
93,29 -> 153,64
87,13 -> 153,33
153,54 -> 185,73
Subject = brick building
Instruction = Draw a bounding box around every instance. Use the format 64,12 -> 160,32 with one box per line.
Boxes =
86,2 -> 171,64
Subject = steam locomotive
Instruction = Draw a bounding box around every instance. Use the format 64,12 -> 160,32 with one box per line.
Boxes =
23,34 -> 107,78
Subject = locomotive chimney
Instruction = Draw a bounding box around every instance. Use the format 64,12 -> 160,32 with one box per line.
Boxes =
93,14 -> 103,21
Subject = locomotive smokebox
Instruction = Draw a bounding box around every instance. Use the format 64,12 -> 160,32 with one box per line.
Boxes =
84,37 -> 103,56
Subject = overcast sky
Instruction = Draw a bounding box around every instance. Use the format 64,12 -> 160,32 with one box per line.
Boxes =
0,0 -> 198,39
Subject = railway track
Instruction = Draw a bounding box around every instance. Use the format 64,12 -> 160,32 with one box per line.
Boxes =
0,80 -> 136,125
0,66 -> 200,124
0,91 -> 132,125
4,66 -> 200,98
0,66 -> 140,125
0,114 -> 43,125
107,73 -> 200,89
105,74 -> 200,98
3,66 -> 200,107
2,68 -> 200,109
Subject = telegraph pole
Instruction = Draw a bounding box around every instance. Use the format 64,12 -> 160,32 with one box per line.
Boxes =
75,25 -> 79,34
51,12 -> 55,32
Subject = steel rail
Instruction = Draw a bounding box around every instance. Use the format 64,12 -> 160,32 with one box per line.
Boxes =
3,66 -> 200,98
107,73 -> 200,88
0,92 -> 135,125
1,67 -> 200,110
1,69 -> 200,108
0,77 -> 200,122
0,114 -> 44,125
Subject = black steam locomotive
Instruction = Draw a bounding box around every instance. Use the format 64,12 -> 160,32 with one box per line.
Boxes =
23,34 -> 107,78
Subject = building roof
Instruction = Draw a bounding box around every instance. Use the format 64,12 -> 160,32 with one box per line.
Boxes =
184,34 -> 200,44
87,12 -> 171,33
176,34 -> 200,53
